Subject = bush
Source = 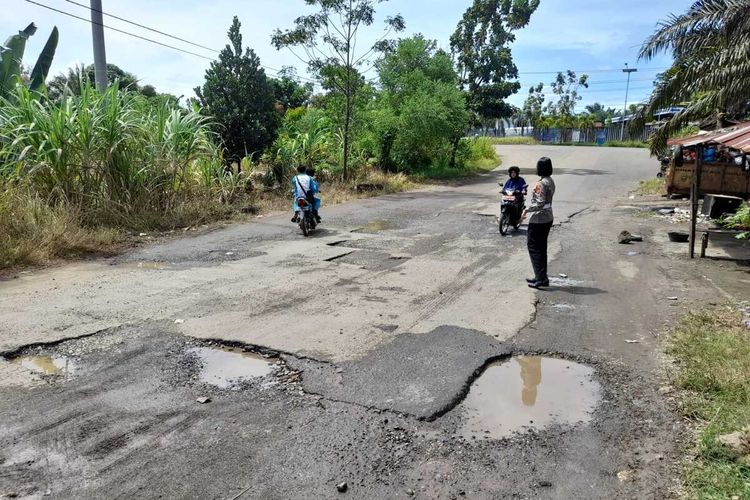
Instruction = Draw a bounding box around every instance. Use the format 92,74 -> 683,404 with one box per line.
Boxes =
721,202 -> 750,239
486,136 -> 539,145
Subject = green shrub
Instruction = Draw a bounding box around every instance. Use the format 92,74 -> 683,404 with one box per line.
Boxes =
721,202 -> 750,239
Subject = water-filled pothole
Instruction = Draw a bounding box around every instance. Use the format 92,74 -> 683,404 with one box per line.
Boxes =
353,220 -> 396,233
459,356 -> 601,439
11,354 -> 77,376
189,346 -> 273,389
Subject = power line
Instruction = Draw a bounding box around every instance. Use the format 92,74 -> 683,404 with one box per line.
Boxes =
23,0 -> 318,84
517,67 -> 667,75
62,0 -> 219,53
24,0 -> 214,60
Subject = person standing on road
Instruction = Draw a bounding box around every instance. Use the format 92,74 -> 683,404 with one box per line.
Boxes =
524,157 -> 555,289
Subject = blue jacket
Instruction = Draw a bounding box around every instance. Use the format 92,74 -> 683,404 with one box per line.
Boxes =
503,176 -> 528,193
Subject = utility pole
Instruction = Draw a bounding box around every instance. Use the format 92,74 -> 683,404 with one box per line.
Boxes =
90,0 -> 108,91
620,63 -> 637,141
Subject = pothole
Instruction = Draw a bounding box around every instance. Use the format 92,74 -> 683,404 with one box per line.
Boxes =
10,354 -> 77,376
458,356 -> 601,439
188,346 -> 274,389
352,220 -> 397,233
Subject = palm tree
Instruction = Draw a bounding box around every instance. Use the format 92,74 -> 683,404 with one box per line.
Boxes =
638,0 -> 750,153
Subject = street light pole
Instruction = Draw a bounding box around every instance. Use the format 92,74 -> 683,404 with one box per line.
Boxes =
90,0 -> 108,92
620,63 -> 638,141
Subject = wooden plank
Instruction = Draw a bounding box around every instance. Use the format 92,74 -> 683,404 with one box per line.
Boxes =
690,146 -> 703,259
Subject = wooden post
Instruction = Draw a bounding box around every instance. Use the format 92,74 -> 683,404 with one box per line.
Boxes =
690,146 -> 703,259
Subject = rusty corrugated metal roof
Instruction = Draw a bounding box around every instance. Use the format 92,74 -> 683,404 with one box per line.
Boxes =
668,122 -> 750,152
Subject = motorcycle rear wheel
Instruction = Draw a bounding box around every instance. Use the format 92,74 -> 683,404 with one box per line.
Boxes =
300,213 -> 309,237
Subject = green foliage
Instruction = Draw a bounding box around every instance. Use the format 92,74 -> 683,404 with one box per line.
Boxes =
273,108 -> 337,180
638,0 -> 750,153
195,16 -> 279,164
272,0 -> 405,179
364,36 -> 470,172
269,67 -> 313,110
720,202 -> 750,239
667,306 -> 750,499
584,103 -> 617,123
450,0 -> 539,121
0,81 -> 223,223
47,63 -> 176,104
488,136 -> 539,145
0,22 -> 58,99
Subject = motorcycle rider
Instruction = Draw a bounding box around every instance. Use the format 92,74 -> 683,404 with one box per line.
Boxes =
306,167 -> 322,223
291,165 -> 315,223
503,166 -> 528,196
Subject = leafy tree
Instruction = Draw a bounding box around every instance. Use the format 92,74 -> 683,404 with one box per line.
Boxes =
272,0 -> 405,179
543,71 -> 588,142
48,64 -> 141,101
638,0 -> 750,152
546,70 -> 589,117
450,0 -> 539,122
585,102 -> 616,123
522,83 -> 545,137
369,35 -> 470,170
269,67 -> 313,110
196,16 -> 279,164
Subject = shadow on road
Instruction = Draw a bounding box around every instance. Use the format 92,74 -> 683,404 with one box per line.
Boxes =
552,168 -> 611,176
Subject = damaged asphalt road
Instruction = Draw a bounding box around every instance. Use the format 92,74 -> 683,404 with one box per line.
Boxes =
1,145 -> 731,498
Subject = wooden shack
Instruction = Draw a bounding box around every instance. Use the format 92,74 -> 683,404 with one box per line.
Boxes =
667,122 -> 750,257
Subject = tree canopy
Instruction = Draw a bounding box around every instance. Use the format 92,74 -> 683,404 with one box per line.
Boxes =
196,16 -> 279,164
272,0 -> 405,178
638,0 -> 750,152
450,0 -> 539,122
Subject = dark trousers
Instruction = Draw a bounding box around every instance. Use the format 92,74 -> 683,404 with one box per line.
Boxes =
527,221 -> 553,281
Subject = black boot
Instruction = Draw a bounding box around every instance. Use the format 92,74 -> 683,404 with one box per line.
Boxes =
528,279 -> 550,289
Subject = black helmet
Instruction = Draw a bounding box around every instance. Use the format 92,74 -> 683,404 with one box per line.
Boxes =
508,166 -> 521,176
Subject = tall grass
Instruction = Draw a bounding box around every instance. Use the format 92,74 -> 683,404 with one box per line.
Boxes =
0,81 -> 252,268
0,82 -> 222,225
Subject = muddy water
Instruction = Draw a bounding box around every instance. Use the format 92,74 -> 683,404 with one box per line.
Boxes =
189,346 -> 273,389
356,220 -> 396,233
459,357 -> 601,439
11,355 -> 76,376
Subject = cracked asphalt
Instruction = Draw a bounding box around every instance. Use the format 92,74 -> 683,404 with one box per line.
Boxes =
2,145 -> 747,499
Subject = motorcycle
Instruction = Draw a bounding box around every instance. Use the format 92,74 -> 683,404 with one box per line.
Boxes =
498,185 -> 524,236
656,154 -> 670,178
295,197 -> 317,237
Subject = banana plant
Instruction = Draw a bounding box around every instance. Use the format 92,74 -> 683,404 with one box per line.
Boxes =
0,22 -> 59,99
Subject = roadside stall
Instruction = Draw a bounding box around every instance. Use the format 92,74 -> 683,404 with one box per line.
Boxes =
667,122 -> 750,258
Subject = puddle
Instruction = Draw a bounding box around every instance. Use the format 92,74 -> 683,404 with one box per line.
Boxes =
188,346 -> 273,389
459,356 -> 601,439
11,354 -> 76,376
353,220 -> 396,233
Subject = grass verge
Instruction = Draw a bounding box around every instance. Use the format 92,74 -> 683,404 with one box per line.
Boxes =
637,177 -> 667,196
481,137 -> 648,148
667,306 -> 750,499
